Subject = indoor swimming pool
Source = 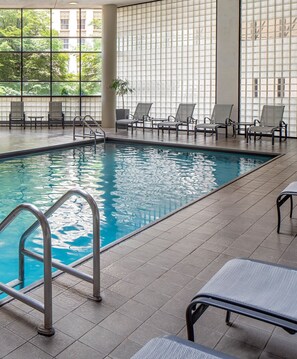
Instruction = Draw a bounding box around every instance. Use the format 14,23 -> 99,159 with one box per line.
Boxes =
0,141 -> 273,296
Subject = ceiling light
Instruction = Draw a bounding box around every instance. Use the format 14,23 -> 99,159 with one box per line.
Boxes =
69,2 -> 78,4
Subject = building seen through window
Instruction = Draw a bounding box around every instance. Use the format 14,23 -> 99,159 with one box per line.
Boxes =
0,8 -> 102,97
241,0 -> 296,136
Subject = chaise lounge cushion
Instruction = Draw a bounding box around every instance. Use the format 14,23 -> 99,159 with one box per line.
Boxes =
280,181 -> 297,196
196,258 -> 297,322
131,336 -> 235,359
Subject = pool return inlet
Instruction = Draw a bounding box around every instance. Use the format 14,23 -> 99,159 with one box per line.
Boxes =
0,188 -> 101,336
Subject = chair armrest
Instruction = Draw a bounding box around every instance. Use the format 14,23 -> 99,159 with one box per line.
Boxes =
225,117 -> 233,125
204,116 -> 211,124
187,116 -> 196,124
280,120 -> 287,127
253,118 -> 260,126
143,115 -> 152,122
168,115 -> 176,122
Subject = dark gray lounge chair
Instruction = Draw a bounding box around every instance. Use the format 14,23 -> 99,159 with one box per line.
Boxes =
186,258 -> 297,342
156,103 -> 196,137
115,102 -> 153,133
9,102 -> 25,129
247,105 -> 286,145
48,102 -> 65,129
276,181 -> 297,233
194,104 -> 233,140
131,336 -> 235,359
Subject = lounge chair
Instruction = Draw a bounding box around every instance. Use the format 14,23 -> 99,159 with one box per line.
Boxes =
247,105 -> 286,145
186,258 -> 297,342
131,336 -> 235,359
9,102 -> 25,129
194,104 -> 233,140
276,181 -> 297,233
48,102 -> 65,129
156,103 -> 196,137
115,102 -> 153,133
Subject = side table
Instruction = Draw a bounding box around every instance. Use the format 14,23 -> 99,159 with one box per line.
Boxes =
28,116 -> 44,128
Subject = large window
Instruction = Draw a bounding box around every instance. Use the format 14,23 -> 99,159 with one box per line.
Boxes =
117,0 -> 216,120
0,9 -> 101,98
241,0 -> 297,136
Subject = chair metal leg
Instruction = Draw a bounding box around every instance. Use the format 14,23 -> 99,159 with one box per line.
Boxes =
233,124 -> 236,138
186,302 -> 208,342
277,194 -> 292,233
225,311 -> 231,325
277,207 -> 281,233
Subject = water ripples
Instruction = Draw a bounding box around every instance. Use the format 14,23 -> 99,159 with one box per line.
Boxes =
0,143 -> 271,292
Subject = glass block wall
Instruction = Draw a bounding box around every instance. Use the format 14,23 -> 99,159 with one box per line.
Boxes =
117,0 -> 216,120
0,9 -> 102,124
241,0 -> 297,136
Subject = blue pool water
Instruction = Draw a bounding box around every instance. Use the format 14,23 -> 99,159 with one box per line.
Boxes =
0,142 -> 272,295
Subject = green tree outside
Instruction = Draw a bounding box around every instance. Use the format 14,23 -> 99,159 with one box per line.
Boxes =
0,9 -> 102,96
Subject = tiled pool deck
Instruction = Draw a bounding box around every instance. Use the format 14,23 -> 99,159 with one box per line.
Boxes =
0,126 -> 296,358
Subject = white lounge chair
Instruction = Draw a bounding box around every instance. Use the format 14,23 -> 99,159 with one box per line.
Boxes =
9,102 -> 25,129
156,103 -> 196,137
48,102 -> 65,129
247,105 -> 286,145
194,104 -> 233,140
187,258 -> 297,342
116,102 -> 153,133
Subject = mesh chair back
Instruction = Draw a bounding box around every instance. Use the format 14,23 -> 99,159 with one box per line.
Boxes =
261,105 -> 285,127
11,102 -> 24,119
49,102 -> 63,119
175,103 -> 196,123
211,104 -> 233,124
133,103 -> 153,120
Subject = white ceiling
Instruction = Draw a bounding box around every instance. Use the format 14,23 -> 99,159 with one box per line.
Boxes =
0,0 -> 151,8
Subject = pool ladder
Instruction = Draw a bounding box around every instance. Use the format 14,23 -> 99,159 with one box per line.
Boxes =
0,188 -> 101,336
73,115 -> 106,146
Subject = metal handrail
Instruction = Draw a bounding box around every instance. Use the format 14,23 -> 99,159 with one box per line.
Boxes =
19,188 -> 101,302
0,204 -> 54,336
83,115 -> 106,144
72,115 -> 83,141
73,114 -> 106,145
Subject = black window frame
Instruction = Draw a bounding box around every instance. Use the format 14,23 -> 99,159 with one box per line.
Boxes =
0,8 -> 102,99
